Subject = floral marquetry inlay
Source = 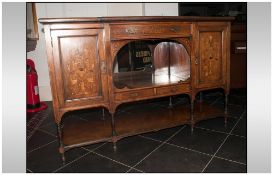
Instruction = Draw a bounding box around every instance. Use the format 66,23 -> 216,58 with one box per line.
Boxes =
199,32 -> 222,83
59,36 -> 102,100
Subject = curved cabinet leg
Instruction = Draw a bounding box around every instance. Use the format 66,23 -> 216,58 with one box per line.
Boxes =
199,92 -> 203,102
57,123 -> 66,164
101,108 -> 105,120
224,93 -> 229,127
110,112 -> 118,151
168,96 -> 173,108
190,100 -> 195,133
189,93 -> 196,133
110,112 -> 117,136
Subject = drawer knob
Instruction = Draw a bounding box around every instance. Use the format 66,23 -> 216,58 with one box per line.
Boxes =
195,57 -> 199,65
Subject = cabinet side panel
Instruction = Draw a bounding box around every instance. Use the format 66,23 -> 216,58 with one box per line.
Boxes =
44,25 -> 61,123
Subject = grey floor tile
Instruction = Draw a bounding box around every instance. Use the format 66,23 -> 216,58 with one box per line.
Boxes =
216,135 -> 247,164
27,130 -> 57,153
140,126 -> 183,142
81,142 -> 107,151
27,141 -> 89,172
168,126 -> 227,154
56,152 -> 129,173
127,168 -> 144,173
204,157 -> 246,173
94,135 -> 161,166
39,123 -> 58,137
213,103 -> 246,118
135,144 -> 211,172
196,117 -> 238,133
232,118 -> 246,137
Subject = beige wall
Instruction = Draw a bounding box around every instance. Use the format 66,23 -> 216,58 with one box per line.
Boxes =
27,3 -> 178,101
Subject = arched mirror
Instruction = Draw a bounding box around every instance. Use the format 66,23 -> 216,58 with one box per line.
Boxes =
113,40 -> 190,89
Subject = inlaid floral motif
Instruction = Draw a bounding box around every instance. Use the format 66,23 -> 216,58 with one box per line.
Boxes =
60,37 -> 100,100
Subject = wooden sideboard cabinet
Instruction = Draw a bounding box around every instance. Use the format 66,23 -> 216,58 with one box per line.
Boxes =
39,16 -> 233,162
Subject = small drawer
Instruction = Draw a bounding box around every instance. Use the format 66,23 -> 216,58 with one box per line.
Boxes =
156,84 -> 190,96
110,22 -> 191,40
114,89 -> 154,101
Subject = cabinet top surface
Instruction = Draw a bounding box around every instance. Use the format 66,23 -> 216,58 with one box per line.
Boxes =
39,16 -> 234,24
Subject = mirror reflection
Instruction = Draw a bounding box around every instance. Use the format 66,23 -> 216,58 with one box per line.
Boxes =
113,40 -> 190,89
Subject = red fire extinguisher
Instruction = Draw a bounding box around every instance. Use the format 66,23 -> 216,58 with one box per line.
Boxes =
27,59 -> 47,113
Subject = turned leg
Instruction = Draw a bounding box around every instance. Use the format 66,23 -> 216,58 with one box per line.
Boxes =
101,108 -> 105,120
199,92 -> 203,103
224,94 -> 229,127
190,100 -> 195,133
168,96 -> 173,108
57,123 -> 66,164
110,112 -> 117,151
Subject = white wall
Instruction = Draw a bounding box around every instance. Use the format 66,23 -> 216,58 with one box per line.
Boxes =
27,3 -> 178,101
107,3 -> 143,16
144,3 -> 178,16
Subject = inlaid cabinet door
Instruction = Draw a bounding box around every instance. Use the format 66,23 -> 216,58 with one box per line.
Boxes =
195,22 -> 229,89
51,29 -> 108,107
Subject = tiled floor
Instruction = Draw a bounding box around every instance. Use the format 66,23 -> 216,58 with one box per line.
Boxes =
27,89 -> 247,173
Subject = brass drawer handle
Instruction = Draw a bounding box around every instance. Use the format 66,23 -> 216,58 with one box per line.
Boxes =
129,92 -> 139,98
170,26 -> 181,33
125,27 -> 137,34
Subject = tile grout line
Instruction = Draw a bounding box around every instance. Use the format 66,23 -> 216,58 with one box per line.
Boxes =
194,126 -> 229,135
209,96 -> 222,106
38,120 -> 56,128
37,128 -> 58,137
139,134 -> 212,157
26,168 -> 33,173
214,155 -> 247,166
52,152 -> 92,173
81,142 -> 108,152
201,110 -> 246,172
139,134 -> 246,166
90,150 -> 145,173
126,126 -> 186,173
81,143 -> 144,172
53,142 -> 126,173
53,142 -> 108,172
27,139 -> 57,154
195,126 -> 246,139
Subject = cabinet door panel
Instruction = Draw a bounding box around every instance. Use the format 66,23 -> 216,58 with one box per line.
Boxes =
59,36 -> 101,100
51,29 -> 107,107
199,32 -> 222,83
196,23 -> 228,89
